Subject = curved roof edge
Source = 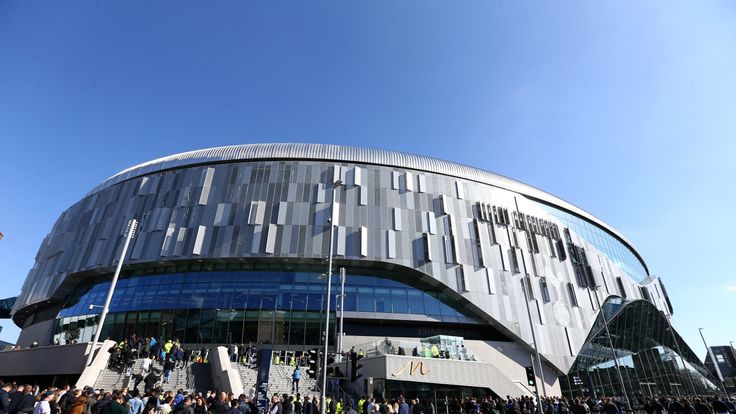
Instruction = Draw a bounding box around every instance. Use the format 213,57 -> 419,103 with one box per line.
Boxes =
88,143 -> 647,273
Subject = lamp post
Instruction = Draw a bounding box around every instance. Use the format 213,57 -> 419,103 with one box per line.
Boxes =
699,328 -> 728,396
85,219 -> 138,367
661,310 -> 697,395
519,278 -> 545,411
337,267 -> 346,360
321,178 -> 342,414
592,287 -> 631,411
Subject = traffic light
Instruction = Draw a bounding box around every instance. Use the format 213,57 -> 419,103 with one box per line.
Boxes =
525,366 -> 536,386
350,351 -> 363,382
307,348 -> 318,379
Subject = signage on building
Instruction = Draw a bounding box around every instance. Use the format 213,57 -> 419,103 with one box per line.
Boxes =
391,360 -> 430,377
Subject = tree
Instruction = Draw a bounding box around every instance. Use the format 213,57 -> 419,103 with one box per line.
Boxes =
64,326 -> 80,344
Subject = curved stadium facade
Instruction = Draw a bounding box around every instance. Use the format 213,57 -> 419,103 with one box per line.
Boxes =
11,143 -> 720,397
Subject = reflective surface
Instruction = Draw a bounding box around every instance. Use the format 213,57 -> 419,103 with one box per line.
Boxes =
54,264 -> 479,345
539,203 -> 648,282
561,299 -> 721,397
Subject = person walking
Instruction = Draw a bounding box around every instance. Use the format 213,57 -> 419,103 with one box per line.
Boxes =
163,358 -> 175,384
292,367 -> 301,394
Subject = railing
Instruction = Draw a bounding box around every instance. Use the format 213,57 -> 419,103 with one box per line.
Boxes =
186,363 -> 194,390
351,339 -> 478,361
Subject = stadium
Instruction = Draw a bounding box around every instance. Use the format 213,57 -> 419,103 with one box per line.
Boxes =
5,143 -> 721,398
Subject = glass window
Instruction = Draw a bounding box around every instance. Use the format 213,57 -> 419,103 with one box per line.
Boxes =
423,292 -> 441,316
374,288 -> 390,313
357,287 -> 374,312
57,266 -> 479,336
407,290 -> 424,314
392,288 -> 408,314
343,287 -> 357,312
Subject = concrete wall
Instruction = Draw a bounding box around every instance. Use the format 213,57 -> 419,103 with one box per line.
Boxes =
357,354 -> 529,398
16,319 -> 55,347
344,335 -> 562,397
210,346 -> 244,395
466,340 -> 561,397
76,340 -> 117,388
0,341 -> 107,377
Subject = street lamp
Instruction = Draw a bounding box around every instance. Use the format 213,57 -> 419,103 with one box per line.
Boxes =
519,278 -> 545,411
337,267 -> 346,360
698,328 -> 729,396
591,287 -> 631,411
661,312 -> 697,395
321,177 -> 342,414
84,219 -> 138,367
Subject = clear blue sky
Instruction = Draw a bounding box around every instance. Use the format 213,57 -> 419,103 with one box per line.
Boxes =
1,1 -> 735,359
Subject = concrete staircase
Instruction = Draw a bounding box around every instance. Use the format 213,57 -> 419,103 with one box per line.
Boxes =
232,362 -> 317,397
94,359 -> 213,394
232,362 -> 258,391
269,365 -> 318,397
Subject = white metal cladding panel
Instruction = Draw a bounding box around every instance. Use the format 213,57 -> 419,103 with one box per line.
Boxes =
16,155 -> 661,374
85,143 -> 640,260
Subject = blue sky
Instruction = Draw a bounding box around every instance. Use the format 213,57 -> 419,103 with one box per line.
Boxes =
1,1 -> 735,358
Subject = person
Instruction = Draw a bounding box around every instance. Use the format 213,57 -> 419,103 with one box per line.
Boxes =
711,398 -> 729,414
399,399 -> 409,414
141,354 -> 153,375
163,341 -> 173,357
602,399 -> 618,414
430,345 -> 439,358
68,395 -> 88,414
247,385 -> 256,402
144,372 -> 159,394
184,349 -> 193,369
0,384 -> 12,414
570,399 -> 587,414
163,357 -> 175,384
224,401 -> 240,414
143,393 -> 159,414
193,398 -> 207,414
33,391 -> 55,414
345,404 -> 358,414
302,397 -> 313,414
129,391 -> 144,414
100,394 -> 128,414
269,395 -> 282,414
208,394 -> 228,414
292,367 -> 301,394
694,399 -> 713,414
282,396 -> 293,414
293,395 -> 302,414
155,397 -> 173,414
174,391 -> 185,408
15,385 -> 37,414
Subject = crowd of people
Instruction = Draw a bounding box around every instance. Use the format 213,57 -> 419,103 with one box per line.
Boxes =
425,394 -> 736,414
0,384 -> 352,414
1,381 -> 735,414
